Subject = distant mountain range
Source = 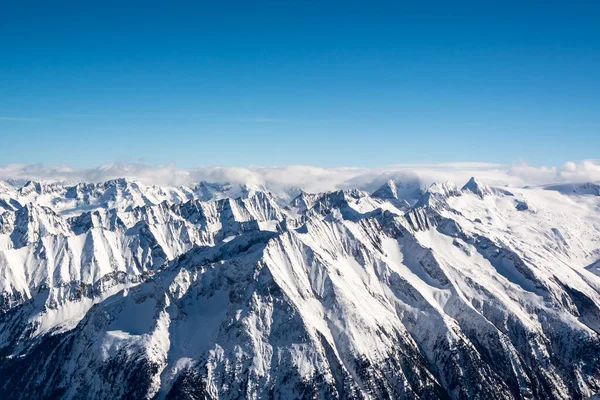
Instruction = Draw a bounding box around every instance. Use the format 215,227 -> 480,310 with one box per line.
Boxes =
1,177 -> 600,399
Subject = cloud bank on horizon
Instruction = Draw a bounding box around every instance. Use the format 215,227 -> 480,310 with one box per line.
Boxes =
0,160 -> 599,194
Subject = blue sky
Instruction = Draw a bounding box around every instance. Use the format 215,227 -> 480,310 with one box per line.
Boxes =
1,1 -> 598,168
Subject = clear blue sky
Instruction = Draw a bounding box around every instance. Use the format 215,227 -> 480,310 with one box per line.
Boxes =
1,1 -> 598,168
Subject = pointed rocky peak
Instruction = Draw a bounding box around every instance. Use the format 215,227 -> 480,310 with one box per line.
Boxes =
307,189 -> 371,212
287,190 -> 307,205
413,182 -> 460,211
340,188 -> 370,200
427,181 -> 461,198
102,177 -> 133,188
461,177 -> 492,198
372,179 -> 399,200
372,178 -> 425,207
298,189 -> 381,222
285,191 -> 321,217
18,180 -> 43,196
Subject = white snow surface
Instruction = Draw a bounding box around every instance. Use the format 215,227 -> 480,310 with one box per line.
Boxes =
1,176 -> 600,399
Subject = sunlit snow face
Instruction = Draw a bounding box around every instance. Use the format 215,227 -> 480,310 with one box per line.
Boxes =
1,169 -> 600,400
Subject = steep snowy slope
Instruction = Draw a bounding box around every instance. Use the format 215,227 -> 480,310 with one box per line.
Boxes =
0,192 -> 284,344
1,178 -> 600,399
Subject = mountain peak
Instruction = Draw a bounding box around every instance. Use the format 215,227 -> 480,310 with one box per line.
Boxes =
1,177 -> 600,398
428,181 -> 461,197
372,179 -> 399,199
372,178 -> 425,208
461,177 -> 491,198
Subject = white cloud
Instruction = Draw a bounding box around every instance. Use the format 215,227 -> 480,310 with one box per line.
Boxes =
0,160 -> 599,193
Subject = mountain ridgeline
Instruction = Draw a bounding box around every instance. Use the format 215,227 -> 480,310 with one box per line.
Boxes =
1,177 -> 600,399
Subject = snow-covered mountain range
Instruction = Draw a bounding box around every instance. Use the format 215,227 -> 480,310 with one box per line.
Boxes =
1,177 -> 600,399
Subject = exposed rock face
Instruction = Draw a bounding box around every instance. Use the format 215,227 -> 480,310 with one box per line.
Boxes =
516,200 -> 529,211
372,179 -> 426,209
1,178 -> 600,399
461,177 -> 492,198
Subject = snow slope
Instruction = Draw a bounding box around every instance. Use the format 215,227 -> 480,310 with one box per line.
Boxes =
1,177 -> 600,399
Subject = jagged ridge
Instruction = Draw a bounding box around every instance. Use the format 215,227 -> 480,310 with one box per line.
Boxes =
1,177 -> 600,399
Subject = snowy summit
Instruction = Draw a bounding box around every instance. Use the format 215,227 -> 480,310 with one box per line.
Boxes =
0,176 -> 600,399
